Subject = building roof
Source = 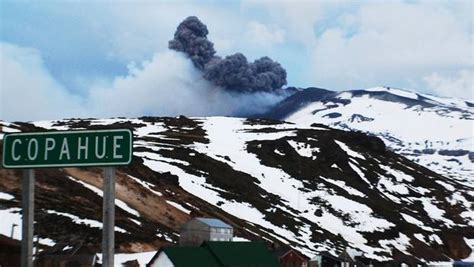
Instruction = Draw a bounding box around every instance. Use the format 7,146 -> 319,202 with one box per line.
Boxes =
148,242 -> 279,267
203,241 -> 279,267
161,247 -> 220,267
196,217 -> 232,228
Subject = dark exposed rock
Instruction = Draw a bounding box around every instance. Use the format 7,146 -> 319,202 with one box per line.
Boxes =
438,149 -> 470,157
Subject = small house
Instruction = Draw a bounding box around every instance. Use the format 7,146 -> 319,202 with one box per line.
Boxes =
179,217 -> 233,246
274,247 -> 310,267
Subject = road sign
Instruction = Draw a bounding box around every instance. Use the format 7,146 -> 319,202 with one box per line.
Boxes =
2,129 -> 132,168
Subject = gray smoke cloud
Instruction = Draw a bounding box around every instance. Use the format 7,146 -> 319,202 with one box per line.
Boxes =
168,16 -> 216,70
169,16 -> 287,93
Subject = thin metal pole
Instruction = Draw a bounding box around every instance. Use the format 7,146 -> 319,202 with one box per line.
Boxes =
102,167 -> 115,267
21,169 -> 34,267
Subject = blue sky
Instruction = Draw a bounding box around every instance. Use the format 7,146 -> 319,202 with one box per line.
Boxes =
1,0 -> 472,121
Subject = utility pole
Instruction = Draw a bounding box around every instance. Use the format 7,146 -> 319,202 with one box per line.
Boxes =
102,167 -> 115,267
21,169 -> 34,267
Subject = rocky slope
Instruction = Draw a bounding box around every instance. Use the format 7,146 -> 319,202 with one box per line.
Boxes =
0,116 -> 472,263
262,86 -> 473,186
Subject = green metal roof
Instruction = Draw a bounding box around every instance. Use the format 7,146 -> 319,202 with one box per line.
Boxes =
163,247 -> 221,267
203,241 -> 280,267
161,242 -> 279,267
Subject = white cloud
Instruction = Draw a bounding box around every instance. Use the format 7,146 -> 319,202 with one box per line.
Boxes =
102,3 -> 247,61
0,42 -> 86,121
0,42 -> 285,121
245,21 -> 285,47
242,0 -> 323,45
423,70 -> 473,100
307,1 -> 473,97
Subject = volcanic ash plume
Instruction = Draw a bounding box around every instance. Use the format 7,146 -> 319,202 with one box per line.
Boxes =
169,16 -> 287,93
168,16 -> 216,70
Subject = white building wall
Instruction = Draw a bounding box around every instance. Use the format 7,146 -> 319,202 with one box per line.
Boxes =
150,251 -> 174,267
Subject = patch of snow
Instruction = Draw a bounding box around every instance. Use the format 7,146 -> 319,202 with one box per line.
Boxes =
320,177 -> 365,198
377,176 -> 409,195
127,175 -> 163,197
233,236 -> 250,242
38,238 -> 56,247
335,140 -> 365,160
463,238 -> 474,261
46,210 -> 127,233
429,234 -> 443,245
380,165 -> 415,182
0,192 -> 15,200
274,149 -> 285,156
420,198 -> 454,226
400,213 -> 434,231
130,218 -> 142,226
349,162 -> 372,186
287,140 -> 319,159
0,208 -> 22,240
166,200 -> 191,214
379,233 -> 412,255
435,180 -> 455,191
67,176 -> 140,217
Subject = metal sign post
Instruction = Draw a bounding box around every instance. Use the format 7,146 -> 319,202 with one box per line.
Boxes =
2,129 -> 133,267
21,169 -> 34,267
102,167 -> 115,267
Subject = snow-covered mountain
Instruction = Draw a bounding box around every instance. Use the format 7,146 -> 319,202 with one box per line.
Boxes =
0,117 -> 472,263
263,86 -> 473,186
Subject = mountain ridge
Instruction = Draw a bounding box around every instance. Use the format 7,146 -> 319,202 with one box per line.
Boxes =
1,116 -> 472,263
261,86 -> 473,184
